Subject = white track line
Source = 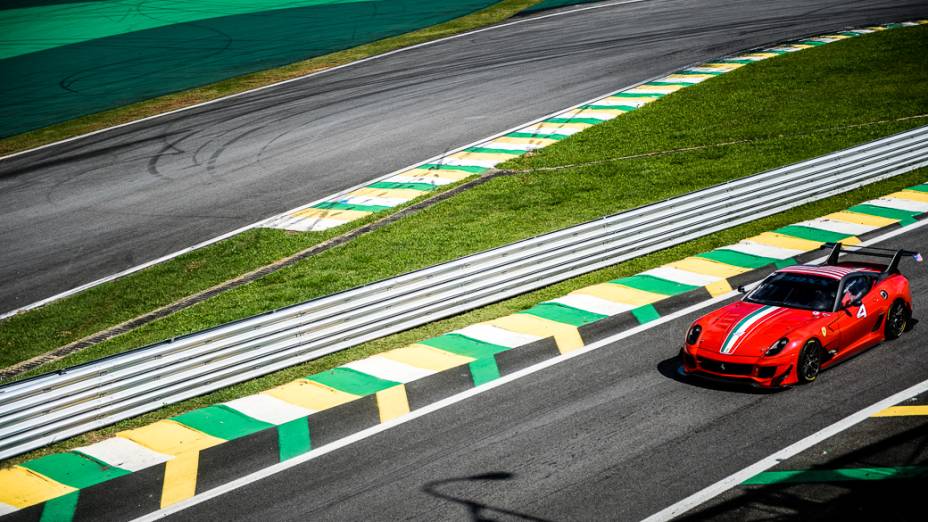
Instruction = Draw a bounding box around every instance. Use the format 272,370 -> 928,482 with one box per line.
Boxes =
135,218 -> 928,521
0,0 -> 663,321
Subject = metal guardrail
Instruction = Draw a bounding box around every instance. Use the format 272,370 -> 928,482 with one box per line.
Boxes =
1,126 -> 927,460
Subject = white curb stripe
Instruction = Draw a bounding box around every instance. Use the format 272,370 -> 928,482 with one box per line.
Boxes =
224,395 -> 315,425
75,438 -> 172,472
722,242 -> 806,260
336,195 -> 411,207
795,218 -> 874,236
550,294 -> 633,316
454,324 -> 542,348
0,502 -> 18,516
643,266 -> 721,287
867,197 -> 928,213
342,357 -> 435,383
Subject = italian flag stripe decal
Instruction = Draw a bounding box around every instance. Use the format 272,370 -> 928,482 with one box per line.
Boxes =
720,306 -> 780,354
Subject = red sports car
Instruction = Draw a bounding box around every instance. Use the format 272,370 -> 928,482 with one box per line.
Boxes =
680,243 -> 919,388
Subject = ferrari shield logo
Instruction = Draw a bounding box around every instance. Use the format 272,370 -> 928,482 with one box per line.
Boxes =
857,303 -> 868,319
821,327 -> 827,337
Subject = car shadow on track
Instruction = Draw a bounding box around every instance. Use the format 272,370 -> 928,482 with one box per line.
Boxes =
657,355 -> 784,395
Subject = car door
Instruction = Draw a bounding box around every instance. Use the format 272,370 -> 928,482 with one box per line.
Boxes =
835,274 -> 881,354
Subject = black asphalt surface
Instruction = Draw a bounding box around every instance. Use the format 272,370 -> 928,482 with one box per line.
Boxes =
169,225 -> 928,521
3,0 -> 928,312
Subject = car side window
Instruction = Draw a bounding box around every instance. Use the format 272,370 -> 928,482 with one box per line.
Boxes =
843,274 -> 874,301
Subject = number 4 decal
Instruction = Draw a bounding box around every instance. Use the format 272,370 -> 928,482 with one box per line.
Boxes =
857,303 -> 867,319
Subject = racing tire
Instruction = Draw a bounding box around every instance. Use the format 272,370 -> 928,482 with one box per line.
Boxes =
885,299 -> 909,340
796,340 -> 823,384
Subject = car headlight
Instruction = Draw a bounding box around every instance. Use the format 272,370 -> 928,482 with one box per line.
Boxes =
686,324 -> 702,345
765,338 -> 789,356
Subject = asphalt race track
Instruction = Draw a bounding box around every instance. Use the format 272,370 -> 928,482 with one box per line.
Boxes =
3,0 -> 928,312
168,224 -> 928,521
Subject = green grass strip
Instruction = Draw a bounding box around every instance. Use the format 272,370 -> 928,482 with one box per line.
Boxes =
464,147 -> 524,155
743,466 -> 928,485
631,304 -> 661,324
277,419 -> 311,461
417,164 -> 487,173
172,405 -> 273,440
847,204 -> 920,225
611,275 -> 698,296
20,452 -> 129,488
367,181 -> 437,191
421,333 -> 510,359
775,224 -> 851,243
469,357 -> 501,386
306,367 -> 399,396
697,249 -> 783,269
518,302 -> 606,326
313,201 -> 392,213
545,117 -> 605,125
40,491 -> 78,522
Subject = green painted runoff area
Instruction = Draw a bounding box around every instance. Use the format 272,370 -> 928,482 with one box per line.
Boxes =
0,0 -> 499,137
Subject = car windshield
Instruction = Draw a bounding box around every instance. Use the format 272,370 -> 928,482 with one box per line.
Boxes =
746,272 -> 839,311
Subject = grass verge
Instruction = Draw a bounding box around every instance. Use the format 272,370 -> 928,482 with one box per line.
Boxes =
0,0 -> 542,157
6,167 -> 925,466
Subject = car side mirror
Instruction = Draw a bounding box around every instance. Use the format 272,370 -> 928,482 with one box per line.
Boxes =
841,294 -> 862,309
736,285 -> 746,294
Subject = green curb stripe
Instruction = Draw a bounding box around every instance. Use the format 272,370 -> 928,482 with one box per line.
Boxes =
632,304 -> 661,324
697,249 -> 782,269
611,274 -> 699,296
840,31 -> 864,36
314,201 -> 392,213
717,58 -> 753,64
613,92 -> 665,98
306,367 -> 399,396
464,147 -> 525,155
775,224 -> 852,243
421,333 -> 510,359
743,466 -> 928,485
40,491 -> 78,522
277,419 -> 311,461
417,164 -> 488,174
367,181 -> 438,191
797,40 -> 828,46
469,357 -> 501,386
578,104 -> 632,111
905,184 -> 928,192
518,302 -> 607,326
172,405 -> 273,441
765,49 -> 789,55
847,204 -> 919,225
21,452 -> 130,489
506,132 -> 568,140
545,117 -> 605,125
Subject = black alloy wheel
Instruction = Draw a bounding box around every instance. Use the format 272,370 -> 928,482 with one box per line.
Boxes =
885,299 -> 909,340
797,340 -> 823,384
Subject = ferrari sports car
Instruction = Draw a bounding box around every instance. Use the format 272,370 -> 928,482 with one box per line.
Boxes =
680,243 -> 920,388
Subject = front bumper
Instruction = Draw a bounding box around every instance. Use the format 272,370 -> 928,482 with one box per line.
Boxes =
679,348 -> 794,388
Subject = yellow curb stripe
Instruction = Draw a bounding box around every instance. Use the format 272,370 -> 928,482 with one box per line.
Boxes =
628,85 -> 685,94
746,231 -> 823,252
705,279 -> 734,297
739,52 -> 779,60
289,207 -> 371,221
376,385 -> 410,422
524,122 -> 594,132
488,136 -> 560,148
0,466 -> 75,509
825,211 -> 898,227
560,107 -> 627,117
397,168 -> 473,182
347,187 -> 427,200
872,405 -> 928,417
574,283 -> 665,307
380,344 -> 474,371
662,74 -> 716,82
487,315 -> 583,354
667,257 -> 749,279
893,190 -> 928,202
117,420 -> 224,456
699,62 -> 745,70
160,452 -> 199,508
605,96 -> 660,104
447,151 -> 518,162
264,379 -> 360,411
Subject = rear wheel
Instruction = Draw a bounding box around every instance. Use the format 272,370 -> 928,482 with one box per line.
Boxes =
797,340 -> 823,384
885,299 -> 909,340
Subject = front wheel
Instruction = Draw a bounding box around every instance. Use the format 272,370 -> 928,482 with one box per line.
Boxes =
796,340 -> 823,384
885,299 -> 909,340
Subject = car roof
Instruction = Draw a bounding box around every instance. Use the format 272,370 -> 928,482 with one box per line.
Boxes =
775,264 -> 879,281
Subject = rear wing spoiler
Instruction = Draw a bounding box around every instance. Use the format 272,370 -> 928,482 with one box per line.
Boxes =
822,242 -> 922,275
